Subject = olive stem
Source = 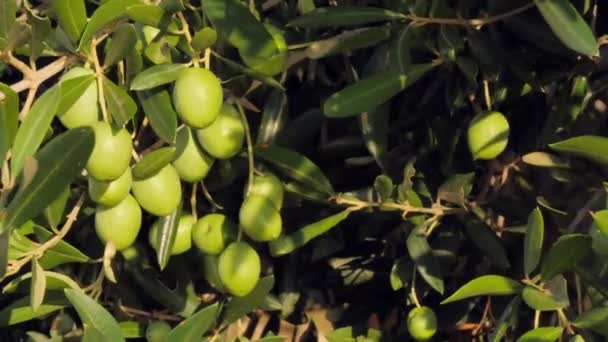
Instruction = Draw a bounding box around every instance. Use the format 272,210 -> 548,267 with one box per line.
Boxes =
118,304 -> 182,322
177,11 -> 200,68
557,309 -> 575,335
91,38 -> 111,124
533,310 -> 540,328
200,180 -> 224,210
483,80 -> 492,111
190,183 -> 198,220
235,100 -> 255,196
410,270 -> 421,308
203,48 -> 211,70
333,195 -> 464,218
404,2 -> 535,27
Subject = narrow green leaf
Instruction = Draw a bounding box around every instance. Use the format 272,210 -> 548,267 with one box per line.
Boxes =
0,231 -> 9,279
374,175 -> 393,201
30,258 -> 46,312
591,209 -> 608,235
78,0 -> 141,52
516,327 -> 563,342
522,152 -> 570,169
573,305 -> 608,335
11,86 -> 61,178
126,5 -> 179,33
463,219 -> 511,269
0,0 -> 16,44
0,291 -> 68,326
323,64 -> 435,118
118,321 -> 145,338
524,207 -> 544,277
0,83 -> 19,165
130,64 -> 187,91
166,303 -> 219,341
57,74 -> 96,118
441,275 -> 522,304
132,147 -> 176,180
153,205 -> 182,270
83,324 -> 106,342
137,89 -> 177,143
3,270 -> 81,294
540,234 -> 591,280
288,6 -> 404,29
51,0 -> 87,44
213,53 -> 285,90
489,296 -> 522,342
535,0 -> 598,57
306,27 -> 391,59
360,102 -> 388,169
192,27 -> 218,52
104,24 -> 138,68
407,224 -> 444,294
221,276 -> 275,326
24,3 -> 51,61
549,135 -> 608,166
202,0 -> 279,58
269,209 -> 352,256
389,257 -> 413,291
522,285 -> 568,311
254,145 -> 334,195
43,187 -> 70,230
256,90 -> 288,145
437,172 -> 474,207
102,76 -> 137,127
34,225 -> 92,268
3,128 -> 94,235
64,289 -> 125,342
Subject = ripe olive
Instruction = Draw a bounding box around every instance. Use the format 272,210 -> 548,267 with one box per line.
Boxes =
57,67 -> 98,128
467,111 -> 510,160
218,242 -> 261,297
172,126 -> 215,183
149,214 -> 194,255
407,306 -> 437,341
239,24 -> 287,76
145,321 -> 171,342
95,194 -> 142,251
88,167 -> 132,206
191,213 -> 237,255
196,104 -> 245,159
239,194 -> 282,242
87,121 -> 133,181
172,67 -> 223,129
249,173 -> 284,209
132,165 -> 182,216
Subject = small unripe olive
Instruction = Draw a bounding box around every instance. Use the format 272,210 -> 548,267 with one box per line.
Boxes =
249,173 -> 284,209
88,167 -> 132,206
145,321 -> 171,342
239,24 -> 287,76
191,213 -> 237,255
407,306 -> 437,341
218,242 -> 261,297
57,67 -> 99,128
149,214 -> 194,255
239,194 -> 282,242
172,126 -> 214,183
467,111 -> 510,160
95,194 -> 142,250
172,67 -> 223,129
132,165 -> 182,216
196,104 -> 244,159
87,121 -> 133,181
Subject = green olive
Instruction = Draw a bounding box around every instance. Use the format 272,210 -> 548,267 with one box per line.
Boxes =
239,194 -> 282,242
172,67 -> 223,129
239,24 -> 287,76
87,121 -> 133,181
218,242 -> 261,297
145,321 -> 171,342
467,111 -> 510,160
172,126 -> 215,183
57,67 -> 98,128
191,213 -> 237,255
95,194 -> 142,251
88,167 -> 132,206
196,104 -> 244,159
249,173 -> 284,209
149,214 -> 194,255
132,165 -> 182,216
407,306 -> 437,341
202,254 -> 226,292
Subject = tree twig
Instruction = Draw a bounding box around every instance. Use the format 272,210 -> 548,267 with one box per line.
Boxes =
404,3 -> 535,27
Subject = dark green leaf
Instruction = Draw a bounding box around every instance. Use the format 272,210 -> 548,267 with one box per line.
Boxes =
192,27 -> 218,52
323,64 -> 435,118
535,0 -> 598,57
166,303 -> 219,341
407,224 -> 444,294
11,86 -> 61,178
360,102 -> 388,169
79,0 -> 141,52
288,6 -> 404,29
0,232 -> 8,279
256,90 -> 288,145
549,135 -> 608,166
213,53 -> 285,90
43,187 -> 69,230
137,89 -> 178,143
522,285 -> 568,311
24,4 -> 51,61
57,74 -> 96,118
0,0 -> 16,45
221,276 -> 275,326
104,24 -> 138,68
489,296 -> 522,342
389,257 -> 413,291
373,175 -> 393,201
516,327 -> 563,342
153,204 -> 182,270
30,258 -> 46,312
132,147 -> 176,180
0,83 -> 19,165
130,64 -> 187,91
540,234 -> 591,280
441,275 -> 522,304
306,27 -> 391,59
34,226 -> 91,268
0,291 -> 68,326
573,305 -> 608,336
463,219 -> 511,269
437,172 -> 474,207
3,269 -> 81,294
3,128 -> 94,235
524,207 -> 544,277
51,0 -> 87,44
103,76 -> 137,127
126,5 -> 179,33
64,289 -> 125,342
269,209 -> 352,256
254,145 -> 334,195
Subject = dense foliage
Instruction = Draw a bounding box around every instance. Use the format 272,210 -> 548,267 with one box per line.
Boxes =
0,0 -> 607,341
